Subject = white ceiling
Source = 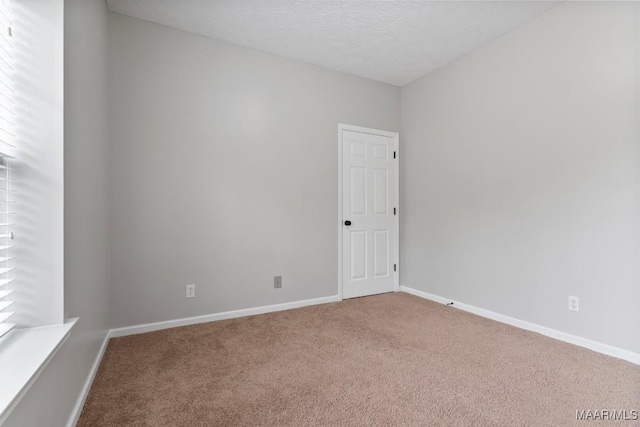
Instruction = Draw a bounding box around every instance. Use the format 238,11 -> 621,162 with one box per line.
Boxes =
106,0 -> 559,87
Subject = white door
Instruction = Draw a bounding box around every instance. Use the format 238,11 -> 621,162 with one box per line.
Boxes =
340,125 -> 398,299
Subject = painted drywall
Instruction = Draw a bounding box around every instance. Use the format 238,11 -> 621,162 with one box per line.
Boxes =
401,2 -> 640,353
108,13 -> 401,328
3,0 -> 112,425
106,0 -> 559,86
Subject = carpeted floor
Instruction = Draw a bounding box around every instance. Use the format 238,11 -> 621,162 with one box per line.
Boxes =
78,293 -> 640,426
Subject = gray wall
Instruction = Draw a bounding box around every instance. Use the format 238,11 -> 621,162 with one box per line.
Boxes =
4,0 -> 112,425
108,13 -> 401,328
401,2 -> 640,353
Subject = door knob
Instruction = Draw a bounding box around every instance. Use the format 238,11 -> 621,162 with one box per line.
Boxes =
344,220 -> 351,226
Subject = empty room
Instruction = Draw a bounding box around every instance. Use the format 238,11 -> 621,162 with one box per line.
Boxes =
0,0 -> 638,426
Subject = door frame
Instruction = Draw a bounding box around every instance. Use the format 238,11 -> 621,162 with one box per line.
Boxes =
337,123 -> 400,300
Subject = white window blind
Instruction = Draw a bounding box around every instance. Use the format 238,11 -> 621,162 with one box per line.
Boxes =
0,0 -> 15,339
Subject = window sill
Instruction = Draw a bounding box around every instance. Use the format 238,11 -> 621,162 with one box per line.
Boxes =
0,318 -> 77,424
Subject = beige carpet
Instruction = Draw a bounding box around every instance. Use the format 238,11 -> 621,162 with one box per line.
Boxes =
78,293 -> 640,426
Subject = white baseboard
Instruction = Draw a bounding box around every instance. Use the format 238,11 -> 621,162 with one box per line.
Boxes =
67,330 -> 110,427
400,286 -> 640,366
109,295 -> 341,338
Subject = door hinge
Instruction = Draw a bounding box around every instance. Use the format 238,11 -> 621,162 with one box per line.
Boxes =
394,264 -> 397,272
394,207 -> 396,215
393,151 -> 396,159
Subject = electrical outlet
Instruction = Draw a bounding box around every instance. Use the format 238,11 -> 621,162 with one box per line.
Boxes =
186,284 -> 195,299
568,296 -> 579,312
274,276 -> 282,289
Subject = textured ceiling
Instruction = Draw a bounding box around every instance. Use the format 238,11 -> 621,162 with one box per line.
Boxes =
106,0 -> 560,87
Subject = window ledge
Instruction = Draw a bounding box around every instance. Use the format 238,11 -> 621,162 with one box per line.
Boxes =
0,318 -> 77,424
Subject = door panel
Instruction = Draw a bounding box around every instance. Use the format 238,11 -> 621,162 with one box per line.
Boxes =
373,230 -> 389,277
373,168 -> 388,215
350,166 -> 366,215
350,231 -> 366,280
372,143 -> 388,160
342,128 -> 396,299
